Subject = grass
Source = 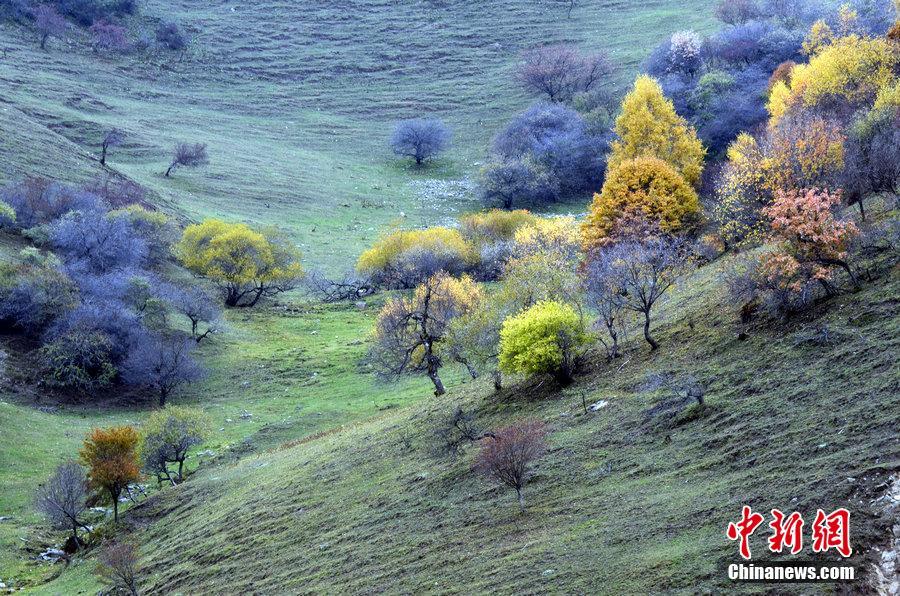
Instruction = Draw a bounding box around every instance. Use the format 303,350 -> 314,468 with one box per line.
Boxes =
0,0 -> 718,272
45,251 -> 894,595
0,293 -> 454,589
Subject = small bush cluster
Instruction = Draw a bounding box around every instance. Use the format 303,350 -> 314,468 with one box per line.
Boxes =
0,178 -> 211,402
479,103 -> 609,209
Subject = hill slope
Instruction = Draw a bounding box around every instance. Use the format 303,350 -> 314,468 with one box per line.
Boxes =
59,254 -> 898,594
0,0 -> 717,271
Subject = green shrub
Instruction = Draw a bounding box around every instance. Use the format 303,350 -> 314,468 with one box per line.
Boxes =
499,300 -> 589,384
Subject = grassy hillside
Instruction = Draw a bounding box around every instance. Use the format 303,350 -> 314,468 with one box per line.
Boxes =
28,250 -> 898,595
0,0 -> 717,272
0,293 -> 460,588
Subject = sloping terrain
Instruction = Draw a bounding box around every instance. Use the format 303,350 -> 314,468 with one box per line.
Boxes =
0,0 -> 717,271
51,253 -> 897,594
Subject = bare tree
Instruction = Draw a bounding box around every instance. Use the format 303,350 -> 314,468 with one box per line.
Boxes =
369,272 -> 477,396
120,333 -> 205,406
100,128 -> 125,166
517,45 -> 613,103
98,541 -> 140,596
33,4 -> 67,50
303,269 -> 375,303
34,462 -> 90,548
165,143 -> 208,177
475,420 -> 547,512
600,236 -> 690,351
584,251 -> 627,360
158,283 -> 220,342
390,119 -> 451,165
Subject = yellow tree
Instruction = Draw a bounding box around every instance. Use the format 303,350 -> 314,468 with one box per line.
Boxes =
175,219 -> 303,307
769,34 -> 898,123
607,75 -> 706,187
582,156 -> 701,250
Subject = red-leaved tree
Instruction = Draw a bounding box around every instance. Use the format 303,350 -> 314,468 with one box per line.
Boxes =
760,188 -> 859,297
475,420 -> 547,512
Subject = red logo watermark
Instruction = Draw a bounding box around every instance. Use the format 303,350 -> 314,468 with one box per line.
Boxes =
726,506 -> 852,560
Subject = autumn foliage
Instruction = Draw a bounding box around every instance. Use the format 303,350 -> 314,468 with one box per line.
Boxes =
760,188 -> 859,296
607,75 -> 705,188
498,300 -> 589,384
80,426 -> 141,522
582,156 -> 700,249
175,219 -> 304,307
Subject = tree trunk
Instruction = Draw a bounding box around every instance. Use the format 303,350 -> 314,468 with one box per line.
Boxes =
177,459 -> 184,482
857,198 -> 866,220
643,311 -> 658,351
159,388 -> 168,407
112,492 -> 119,522
165,163 -> 174,177
516,488 -> 526,512
492,370 -> 502,392
41,33 -> 48,49
100,144 -> 107,165
428,368 -> 446,396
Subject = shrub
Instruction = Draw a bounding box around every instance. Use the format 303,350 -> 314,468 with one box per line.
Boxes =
389,119 -> 450,165
0,263 -> 77,333
478,159 -> 558,210
84,176 -> 146,209
120,332 -> 204,406
513,215 -> 581,261
583,252 -> 627,359
98,541 -> 139,596
488,102 -> 608,203
460,209 -> 538,245
89,19 -> 129,53
475,420 -> 547,512
1,178 -> 104,229
107,204 -> 176,265
140,405 -> 210,485
165,142 -> 208,177
356,226 -> 475,289
445,297 -> 507,390
762,188 -> 859,293
667,30 -> 703,76
773,35 -> 898,120
582,157 -> 700,250
155,21 -> 186,50
498,300 -> 589,384
516,44 -> 613,103
175,219 -> 304,307
370,272 -> 481,396
79,425 -> 141,522
34,4 -> 67,49
157,283 -> 220,342
50,209 -> 149,272
714,112 -> 845,246
715,0 -> 761,24
39,326 -> 118,392
46,299 -> 142,362
607,76 -> 705,187
842,106 -> 900,217
34,462 -> 89,547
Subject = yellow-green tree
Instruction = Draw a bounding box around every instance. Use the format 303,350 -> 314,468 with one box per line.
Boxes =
607,75 -> 706,187
498,300 -> 589,385
140,406 -> 211,485
582,156 -> 701,250
769,34 -> 898,123
175,219 -> 303,307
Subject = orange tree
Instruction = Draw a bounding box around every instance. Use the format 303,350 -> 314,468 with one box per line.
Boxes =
80,426 -> 141,522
